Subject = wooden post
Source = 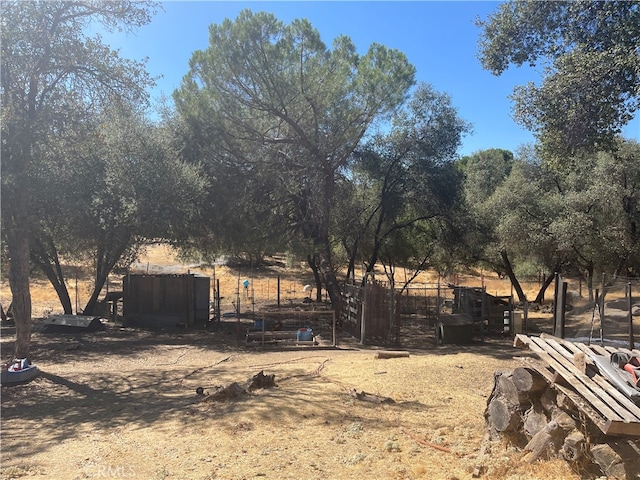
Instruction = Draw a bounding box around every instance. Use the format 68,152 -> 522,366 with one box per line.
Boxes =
277,275 -> 281,308
188,273 -> 196,326
560,281 -> 567,339
552,273 -> 559,335
599,273 -> 606,345
553,273 -> 567,338
481,286 -> 486,337
436,276 -> 441,316
332,310 -> 337,347
578,277 -> 582,298
236,278 -> 241,347
360,277 -> 368,345
628,282 -> 634,350
216,278 -> 221,322
211,262 -> 220,320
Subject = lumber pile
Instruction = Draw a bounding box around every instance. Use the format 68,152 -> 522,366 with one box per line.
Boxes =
481,335 -> 640,479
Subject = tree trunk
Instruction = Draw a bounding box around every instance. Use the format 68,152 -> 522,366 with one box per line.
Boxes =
343,237 -> 358,283
83,235 -> 131,315
31,236 -> 73,314
534,270 -> 556,305
307,254 -> 323,303
500,250 -> 527,303
318,246 -> 341,316
7,226 -> 32,360
586,262 -> 594,303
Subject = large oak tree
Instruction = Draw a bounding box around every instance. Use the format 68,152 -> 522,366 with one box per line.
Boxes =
1,1 -> 157,360
477,1 -> 640,161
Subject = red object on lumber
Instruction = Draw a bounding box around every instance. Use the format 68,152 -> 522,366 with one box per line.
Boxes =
624,363 -> 639,386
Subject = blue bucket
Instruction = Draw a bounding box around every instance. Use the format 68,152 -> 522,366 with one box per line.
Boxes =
254,319 -> 268,330
297,328 -> 313,341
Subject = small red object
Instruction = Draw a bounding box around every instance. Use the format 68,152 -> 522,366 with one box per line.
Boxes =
624,363 -> 639,385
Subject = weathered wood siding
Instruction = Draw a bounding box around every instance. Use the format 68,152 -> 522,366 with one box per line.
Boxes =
123,274 -> 210,327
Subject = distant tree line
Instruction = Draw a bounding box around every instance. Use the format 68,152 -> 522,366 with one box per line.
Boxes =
2,1 -> 639,361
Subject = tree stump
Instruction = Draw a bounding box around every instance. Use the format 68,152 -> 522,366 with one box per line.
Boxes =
203,371 -> 276,402
245,370 -> 276,391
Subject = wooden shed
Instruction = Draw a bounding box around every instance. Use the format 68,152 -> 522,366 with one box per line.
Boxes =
122,274 -> 210,328
450,285 -> 512,334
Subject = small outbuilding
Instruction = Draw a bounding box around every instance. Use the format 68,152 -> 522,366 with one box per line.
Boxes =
123,274 -> 210,328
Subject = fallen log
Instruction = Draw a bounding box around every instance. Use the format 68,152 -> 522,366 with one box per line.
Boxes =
374,351 -> 410,359
487,395 -> 521,433
523,404 -> 548,439
485,370 -> 523,436
511,367 -> 548,395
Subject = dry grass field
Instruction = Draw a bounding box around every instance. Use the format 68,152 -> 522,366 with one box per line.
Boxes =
0,246 -> 588,480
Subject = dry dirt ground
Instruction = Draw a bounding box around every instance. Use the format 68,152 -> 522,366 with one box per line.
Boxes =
1,323 -> 580,480
2,246 -> 627,480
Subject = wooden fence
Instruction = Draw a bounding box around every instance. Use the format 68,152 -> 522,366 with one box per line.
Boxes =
341,280 -> 515,345
341,281 -> 396,344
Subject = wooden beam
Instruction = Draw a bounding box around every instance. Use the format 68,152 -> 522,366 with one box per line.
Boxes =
374,351 -> 410,359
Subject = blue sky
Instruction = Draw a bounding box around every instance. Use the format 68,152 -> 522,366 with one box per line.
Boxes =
99,1 -> 639,157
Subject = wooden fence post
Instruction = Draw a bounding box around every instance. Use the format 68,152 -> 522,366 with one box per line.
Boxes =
628,282 -> 634,350
360,277 -> 368,345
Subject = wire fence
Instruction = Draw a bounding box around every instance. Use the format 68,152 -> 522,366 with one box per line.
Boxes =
552,274 -> 640,349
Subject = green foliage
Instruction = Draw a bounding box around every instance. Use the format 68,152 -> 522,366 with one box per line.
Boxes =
460,148 -> 514,207
1,1 -> 163,321
345,83 -> 470,282
463,141 -> 640,302
478,1 -> 640,160
174,9 -> 416,302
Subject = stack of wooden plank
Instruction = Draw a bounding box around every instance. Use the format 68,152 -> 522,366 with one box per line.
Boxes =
515,334 -> 640,436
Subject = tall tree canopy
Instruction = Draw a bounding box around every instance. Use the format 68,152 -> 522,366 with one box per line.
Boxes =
461,141 -> 640,304
346,83 -> 469,283
477,1 -> 640,160
174,10 -> 416,308
29,103 -> 207,316
1,1 -> 157,360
